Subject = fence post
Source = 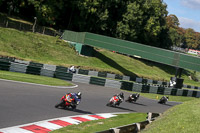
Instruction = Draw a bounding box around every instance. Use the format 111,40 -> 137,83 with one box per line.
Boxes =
6,20 -> 8,27
43,27 -> 45,34
32,17 -> 37,32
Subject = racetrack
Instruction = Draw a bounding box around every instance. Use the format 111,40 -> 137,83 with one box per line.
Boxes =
0,79 -> 181,129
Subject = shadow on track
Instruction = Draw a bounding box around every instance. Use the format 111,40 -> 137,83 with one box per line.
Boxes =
107,106 -> 136,112
157,103 -> 173,107
130,102 -> 146,106
56,107 -> 94,114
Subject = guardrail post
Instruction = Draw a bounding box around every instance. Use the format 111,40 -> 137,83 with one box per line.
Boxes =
146,112 -> 152,122
111,128 -> 120,133
136,123 -> 141,132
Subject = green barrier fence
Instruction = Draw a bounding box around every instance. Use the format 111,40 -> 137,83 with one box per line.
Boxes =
63,30 -> 200,72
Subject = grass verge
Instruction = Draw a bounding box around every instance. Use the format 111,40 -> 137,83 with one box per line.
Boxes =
142,98 -> 200,133
0,70 -> 73,86
51,113 -> 147,133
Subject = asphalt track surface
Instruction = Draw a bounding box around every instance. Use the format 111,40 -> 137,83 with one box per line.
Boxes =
0,80 -> 181,129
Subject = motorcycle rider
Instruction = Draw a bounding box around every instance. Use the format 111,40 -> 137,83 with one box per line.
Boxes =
69,65 -> 76,73
128,93 -> 140,102
114,92 -> 124,106
158,96 -> 169,104
131,93 -> 140,100
64,92 -> 81,105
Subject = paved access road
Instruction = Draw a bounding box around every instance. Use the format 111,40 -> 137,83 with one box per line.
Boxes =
0,80 -> 180,129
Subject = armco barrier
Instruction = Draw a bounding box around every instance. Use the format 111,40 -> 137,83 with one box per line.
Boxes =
187,90 -> 193,97
54,71 -> 73,81
106,73 -> 116,79
90,77 -> 106,86
157,87 -> 165,94
0,60 -> 10,71
10,62 -> 27,73
141,85 -> 150,93
1,58 -> 200,98
78,69 -> 89,75
40,69 -> 54,77
55,66 -> 68,72
26,62 -> 43,75
132,84 -> 143,92
149,86 -> 158,94
98,71 -> 107,78
2,56 -> 200,90
72,74 -> 90,84
192,91 -> 197,97
88,71 -> 98,77
43,64 -> 56,71
26,65 -> 42,75
176,89 -> 183,96
122,75 -> 130,81
120,81 -> 133,91
196,91 -> 200,97
115,74 -> 123,80
164,88 -> 172,95
182,90 -> 188,96
105,79 -> 121,89
170,88 -> 177,95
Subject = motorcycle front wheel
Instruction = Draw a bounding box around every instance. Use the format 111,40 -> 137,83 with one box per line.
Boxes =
55,101 -> 65,108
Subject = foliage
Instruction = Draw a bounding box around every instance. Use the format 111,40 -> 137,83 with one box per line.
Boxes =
0,0 -> 171,49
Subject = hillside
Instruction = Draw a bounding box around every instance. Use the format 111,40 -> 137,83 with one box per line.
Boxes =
0,26 -> 199,86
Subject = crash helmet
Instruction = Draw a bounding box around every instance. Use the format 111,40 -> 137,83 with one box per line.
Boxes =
77,92 -> 82,99
136,93 -> 140,97
119,92 -> 124,98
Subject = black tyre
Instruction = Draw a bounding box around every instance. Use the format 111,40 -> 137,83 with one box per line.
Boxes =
55,101 -> 65,108
71,105 -> 77,110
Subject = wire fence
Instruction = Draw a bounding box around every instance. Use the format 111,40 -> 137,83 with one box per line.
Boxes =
0,16 -> 61,37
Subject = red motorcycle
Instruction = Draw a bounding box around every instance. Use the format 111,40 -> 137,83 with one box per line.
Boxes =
55,94 -> 77,110
106,95 -> 123,107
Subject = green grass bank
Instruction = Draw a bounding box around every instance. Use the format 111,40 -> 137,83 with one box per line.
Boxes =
0,70 -> 72,86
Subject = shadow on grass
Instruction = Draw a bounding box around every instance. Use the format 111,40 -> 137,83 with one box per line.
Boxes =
94,50 -> 137,77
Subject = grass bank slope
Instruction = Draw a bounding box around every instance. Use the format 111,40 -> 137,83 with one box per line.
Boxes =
0,27 -> 199,86
142,98 -> 200,133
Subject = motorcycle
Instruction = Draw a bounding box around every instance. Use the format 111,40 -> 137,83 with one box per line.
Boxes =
158,96 -> 169,104
55,94 -> 79,110
106,95 -> 122,107
125,93 -> 140,103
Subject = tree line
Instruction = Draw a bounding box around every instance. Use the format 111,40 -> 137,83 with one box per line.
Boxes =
0,0 -> 199,50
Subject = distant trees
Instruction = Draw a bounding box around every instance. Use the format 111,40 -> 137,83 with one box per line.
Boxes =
0,0 -> 199,49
